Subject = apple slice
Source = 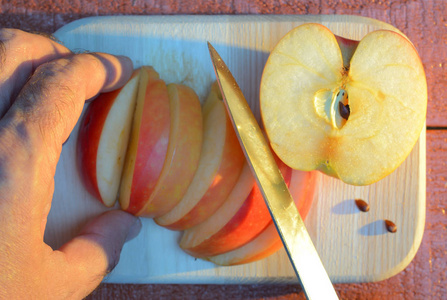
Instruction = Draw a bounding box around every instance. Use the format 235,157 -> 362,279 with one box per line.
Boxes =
136,83 -> 203,218
119,66 -> 169,214
155,86 -> 245,230
260,23 -> 427,185
179,158 -> 291,258
206,170 -> 317,266
179,163 -> 255,256
202,81 -> 221,116
77,70 -> 140,207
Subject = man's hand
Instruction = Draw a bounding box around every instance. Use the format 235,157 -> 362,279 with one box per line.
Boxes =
0,29 -> 142,299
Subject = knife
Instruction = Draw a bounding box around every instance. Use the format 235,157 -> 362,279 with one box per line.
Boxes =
208,42 -> 338,300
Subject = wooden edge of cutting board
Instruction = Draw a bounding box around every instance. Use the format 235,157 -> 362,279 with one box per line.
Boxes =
50,15 -> 426,284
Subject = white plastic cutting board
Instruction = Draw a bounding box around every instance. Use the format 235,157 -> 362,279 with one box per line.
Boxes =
46,15 -> 425,284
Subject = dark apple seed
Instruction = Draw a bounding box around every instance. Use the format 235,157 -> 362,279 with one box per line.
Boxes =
385,220 -> 397,233
355,199 -> 370,212
339,102 -> 350,120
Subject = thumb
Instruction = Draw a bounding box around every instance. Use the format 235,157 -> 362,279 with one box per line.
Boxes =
55,210 -> 141,298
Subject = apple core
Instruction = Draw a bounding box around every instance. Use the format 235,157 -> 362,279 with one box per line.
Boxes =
314,87 -> 349,129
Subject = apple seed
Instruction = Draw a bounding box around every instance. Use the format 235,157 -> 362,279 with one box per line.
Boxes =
339,102 -> 350,120
385,220 -> 397,233
330,88 -> 349,129
354,198 -> 369,212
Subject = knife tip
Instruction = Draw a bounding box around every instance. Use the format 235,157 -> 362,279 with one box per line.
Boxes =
207,42 -> 219,63
207,41 -> 214,52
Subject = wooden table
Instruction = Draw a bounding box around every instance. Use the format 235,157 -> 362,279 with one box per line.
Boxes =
1,1 -> 445,299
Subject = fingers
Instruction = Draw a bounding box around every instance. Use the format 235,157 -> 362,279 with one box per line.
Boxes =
2,52 -> 133,160
0,30 -> 139,299
54,211 -> 141,298
0,49 -> 132,225
0,29 -> 72,118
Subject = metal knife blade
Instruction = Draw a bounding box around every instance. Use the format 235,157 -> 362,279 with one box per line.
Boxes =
208,42 -> 338,300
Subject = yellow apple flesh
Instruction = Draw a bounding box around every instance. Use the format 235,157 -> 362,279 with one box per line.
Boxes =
205,170 -> 317,266
155,85 -> 245,230
77,70 -> 140,207
179,158 -> 291,258
119,66 -> 168,213
260,23 -> 427,185
137,83 -> 203,218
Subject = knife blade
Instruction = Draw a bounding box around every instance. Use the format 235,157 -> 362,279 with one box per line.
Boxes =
208,42 -> 338,300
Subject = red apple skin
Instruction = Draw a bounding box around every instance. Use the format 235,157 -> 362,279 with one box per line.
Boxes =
207,170 -> 317,266
77,87 -> 122,204
157,112 -> 245,231
137,84 -> 203,218
228,171 -> 317,265
216,223 -> 285,266
181,158 -> 292,258
124,78 -> 171,215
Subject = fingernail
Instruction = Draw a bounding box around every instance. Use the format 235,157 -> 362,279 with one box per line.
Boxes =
117,55 -> 133,68
101,54 -> 134,92
117,54 -> 131,60
125,217 -> 142,243
62,134 -> 70,146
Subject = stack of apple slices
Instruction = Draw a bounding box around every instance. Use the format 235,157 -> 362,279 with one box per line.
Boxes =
77,68 -> 316,265
205,169 -> 317,265
154,83 -> 246,229
119,67 -> 204,218
78,66 -> 204,217
180,157 -> 317,265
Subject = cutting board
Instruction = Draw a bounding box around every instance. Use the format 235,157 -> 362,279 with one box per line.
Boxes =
46,15 -> 426,284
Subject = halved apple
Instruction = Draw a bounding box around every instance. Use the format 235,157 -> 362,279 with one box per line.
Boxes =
180,158 -> 292,258
136,83 -> 203,218
77,70 -> 140,207
155,85 -> 245,230
260,23 -> 427,185
206,170 -> 317,266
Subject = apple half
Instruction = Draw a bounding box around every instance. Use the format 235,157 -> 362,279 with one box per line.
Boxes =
260,23 -> 427,185
77,70 -> 140,206
205,170 -> 317,266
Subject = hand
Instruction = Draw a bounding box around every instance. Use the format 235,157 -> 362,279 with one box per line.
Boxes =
0,29 -> 142,299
